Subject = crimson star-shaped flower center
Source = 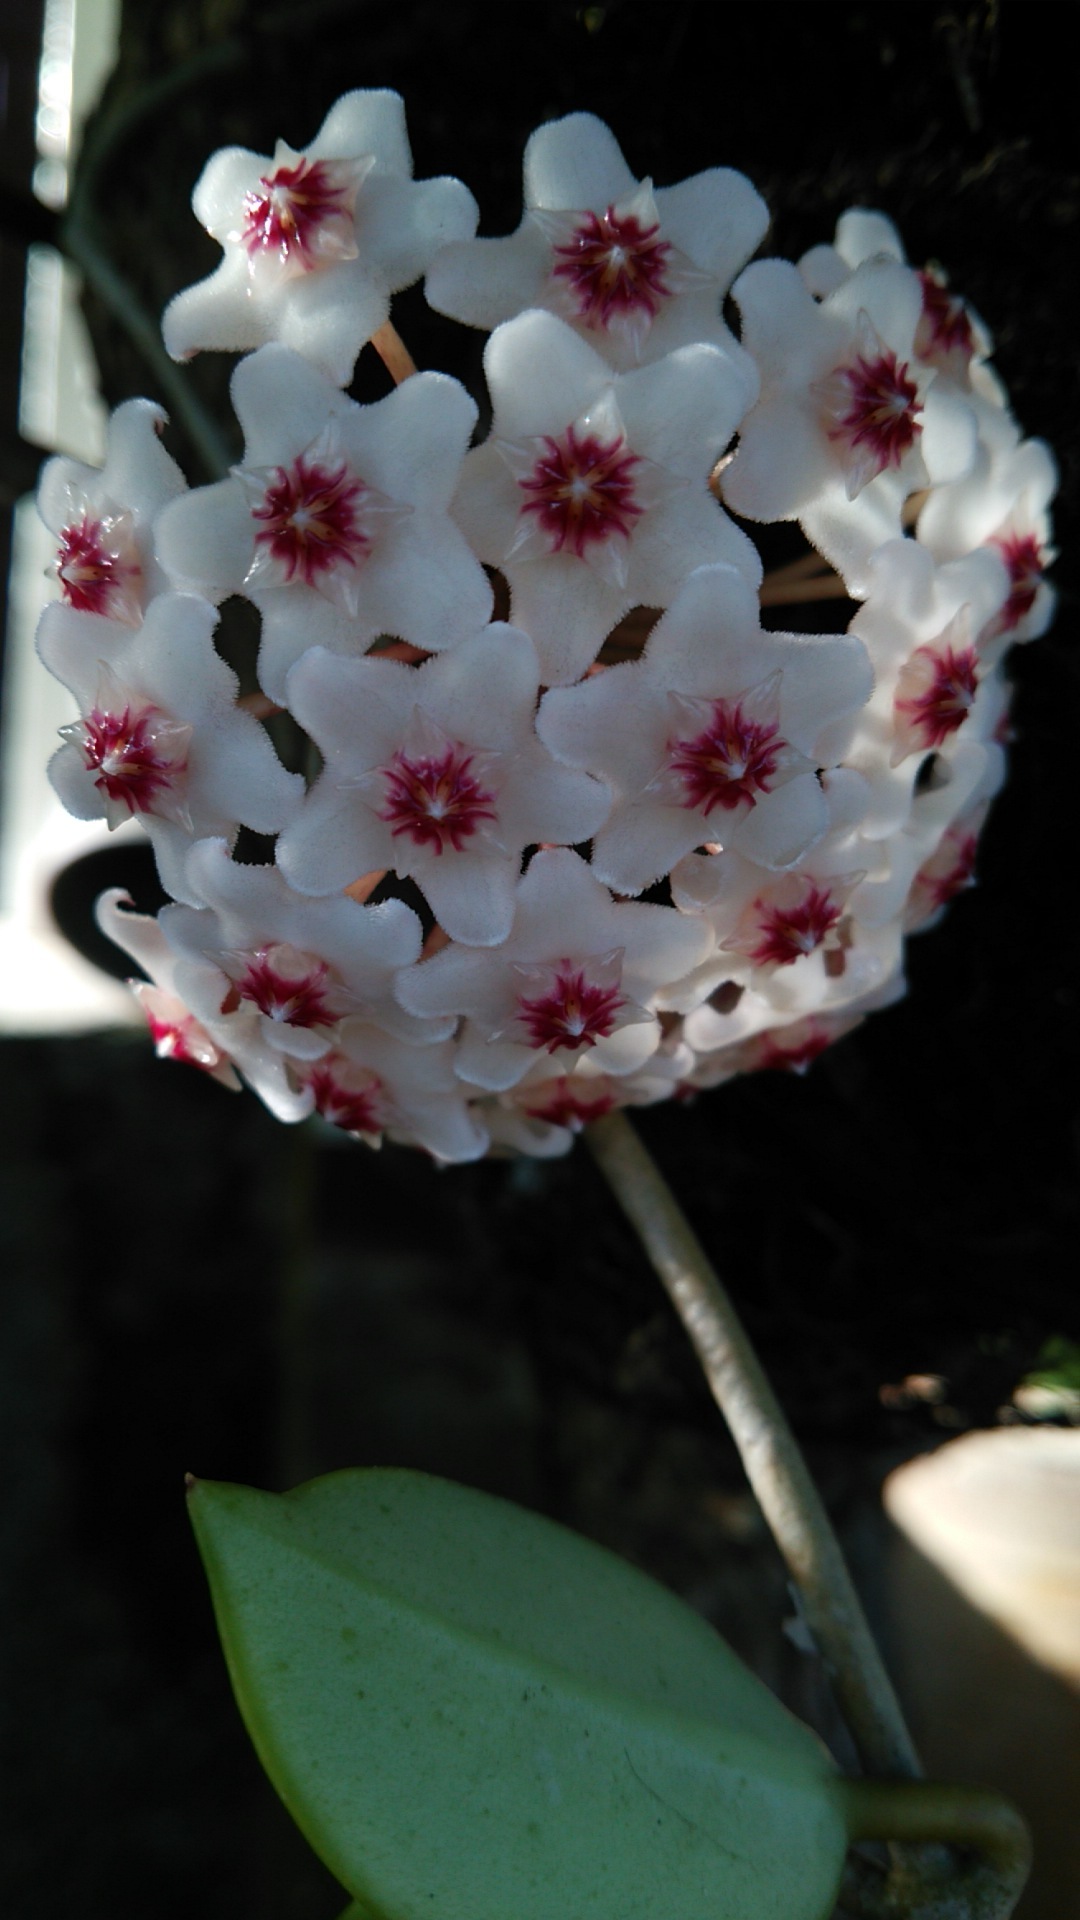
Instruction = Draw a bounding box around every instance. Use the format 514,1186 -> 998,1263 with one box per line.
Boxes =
915,270 -> 976,370
913,827 -> 979,915
518,423 -> 644,560
241,155 -> 356,270
895,641 -> 979,751
376,740 -> 499,856
743,881 -> 845,969
225,944 -> 340,1028
251,452 -> 372,587
63,699 -> 190,822
514,959 -> 627,1053
827,345 -> 920,473
55,513 -> 142,622
305,1058 -> 386,1137
666,696 -> 788,816
551,204 -> 675,333
815,314 -> 923,496
991,530 -> 1045,632
522,1074 -> 616,1128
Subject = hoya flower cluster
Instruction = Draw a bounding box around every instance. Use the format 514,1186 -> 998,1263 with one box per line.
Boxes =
36,92 -> 1055,1161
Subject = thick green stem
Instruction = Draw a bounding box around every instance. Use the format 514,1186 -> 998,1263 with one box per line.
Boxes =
839,1782 -> 1031,1918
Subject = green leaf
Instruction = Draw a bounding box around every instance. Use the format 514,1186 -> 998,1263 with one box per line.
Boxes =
189,1468 -> 848,1920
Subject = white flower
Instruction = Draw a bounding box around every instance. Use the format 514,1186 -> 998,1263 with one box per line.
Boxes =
917,428 -> 1057,643
104,925 -> 241,1085
37,593 -> 302,904
841,540 -> 1010,842
721,257 -> 978,593
160,836 -> 445,1055
155,345 -> 492,701
304,1026 -> 489,1162
36,400 -> 187,627
537,563 -> 871,893
452,308 -> 760,684
276,626 -> 610,946
163,90 -> 478,384
426,110 -> 767,384
395,847 -> 711,1091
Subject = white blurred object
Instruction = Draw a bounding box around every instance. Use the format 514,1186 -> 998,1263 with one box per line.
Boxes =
0,0 -> 136,1032
885,1426 -> 1080,1685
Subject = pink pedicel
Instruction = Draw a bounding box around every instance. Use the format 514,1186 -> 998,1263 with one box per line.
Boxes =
522,1073 -> 617,1129
894,638 -> 979,754
991,529 -> 1045,632
249,450 -> 372,589
54,512 -> 142,624
551,203 -> 675,333
735,878 -> 847,969
513,955 -> 628,1053
915,270 -> 977,372
376,740 -> 500,856
660,682 -> 790,817
517,422 -> 644,560
241,151 -> 361,273
61,698 -> 191,827
223,943 -> 343,1029
303,1057 -> 386,1138
817,314 -> 921,494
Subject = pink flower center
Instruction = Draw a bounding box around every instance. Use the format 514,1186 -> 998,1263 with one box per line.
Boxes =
991,530 -> 1044,632
895,642 -> 979,751
251,453 -> 371,587
242,155 -> 355,270
55,514 -> 142,621
377,742 -> 499,856
666,697 -> 788,816
551,205 -> 674,333
522,1074 -> 616,1129
226,945 -> 339,1028
752,1020 -> 835,1073
71,702 -> 188,819
744,882 -> 845,968
305,1058 -> 386,1137
822,339 -> 921,483
915,270 -> 976,370
515,962 -> 627,1053
911,825 -> 980,918
518,424 -> 644,560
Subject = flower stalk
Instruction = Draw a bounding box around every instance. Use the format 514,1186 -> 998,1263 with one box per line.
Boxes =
585,1108 -> 1030,1919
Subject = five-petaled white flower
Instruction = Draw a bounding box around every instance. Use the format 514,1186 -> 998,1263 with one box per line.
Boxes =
163,90 -> 478,385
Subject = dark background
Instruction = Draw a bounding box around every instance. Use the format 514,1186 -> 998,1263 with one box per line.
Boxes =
1,4 -> 1077,1915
